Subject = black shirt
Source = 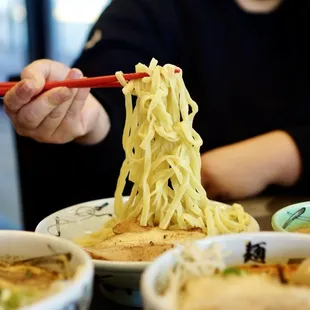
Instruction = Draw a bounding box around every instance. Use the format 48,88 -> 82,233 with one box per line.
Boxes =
19,0 -> 310,230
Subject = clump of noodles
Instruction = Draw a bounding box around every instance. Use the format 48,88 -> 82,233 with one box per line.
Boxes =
157,242 -> 226,306
75,58 -> 251,247
113,58 -> 249,234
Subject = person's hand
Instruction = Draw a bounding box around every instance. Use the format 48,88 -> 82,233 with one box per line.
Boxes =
4,59 -> 110,144
201,131 -> 301,201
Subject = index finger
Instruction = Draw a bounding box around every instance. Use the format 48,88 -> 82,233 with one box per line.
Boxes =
4,79 -> 37,113
4,60 -> 71,113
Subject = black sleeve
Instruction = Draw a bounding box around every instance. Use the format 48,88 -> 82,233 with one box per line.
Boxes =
19,0 -> 182,229
71,0 -> 182,190
69,0 -> 182,192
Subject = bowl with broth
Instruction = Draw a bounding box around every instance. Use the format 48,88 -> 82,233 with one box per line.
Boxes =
36,197 -> 259,307
141,232 -> 310,310
272,201 -> 310,233
0,230 -> 94,310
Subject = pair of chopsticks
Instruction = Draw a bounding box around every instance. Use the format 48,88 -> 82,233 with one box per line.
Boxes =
0,68 -> 181,97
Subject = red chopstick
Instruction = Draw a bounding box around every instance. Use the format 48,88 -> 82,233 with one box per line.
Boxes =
0,68 -> 181,97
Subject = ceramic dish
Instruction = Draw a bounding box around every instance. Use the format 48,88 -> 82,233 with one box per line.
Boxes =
0,230 -> 94,310
272,201 -> 310,233
35,197 -> 259,307
141,232 -> 310,310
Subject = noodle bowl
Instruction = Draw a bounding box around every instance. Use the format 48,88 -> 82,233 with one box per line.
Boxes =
141,232 -> 310,310
0,230 -> 93,310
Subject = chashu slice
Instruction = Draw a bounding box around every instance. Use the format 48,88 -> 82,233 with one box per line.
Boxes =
85,223 -> 206,262
112,220 -> 151,234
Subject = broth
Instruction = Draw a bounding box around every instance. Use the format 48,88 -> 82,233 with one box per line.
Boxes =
293,226 -> 310,234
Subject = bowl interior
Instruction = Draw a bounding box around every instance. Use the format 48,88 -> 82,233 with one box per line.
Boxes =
35,197 -> 259,270
272,201 -> 310,232
0,230 -> 87,269
0,230 -> 93,310
141,232 -> 310,310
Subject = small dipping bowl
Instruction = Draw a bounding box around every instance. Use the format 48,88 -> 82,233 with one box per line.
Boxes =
272,201 -> 310,233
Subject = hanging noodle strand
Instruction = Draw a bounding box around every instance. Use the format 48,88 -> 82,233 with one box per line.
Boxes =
76,59 -> 251,247
113,59 -> 249,234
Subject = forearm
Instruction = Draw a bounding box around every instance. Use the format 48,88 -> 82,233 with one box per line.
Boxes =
238,130 -> 302,188
74,93 -> 111,145
266,130 -> 302,187
200,130 -> 302,201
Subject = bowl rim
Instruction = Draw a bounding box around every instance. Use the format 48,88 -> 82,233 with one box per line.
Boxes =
271,201 -> 310,232
0,230 -> 94,310
140,231 -> 310,310
35,197 -> 259,270
35,198 -> 150,271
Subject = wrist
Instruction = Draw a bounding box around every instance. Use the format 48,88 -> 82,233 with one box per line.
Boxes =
75,94 -> 111,145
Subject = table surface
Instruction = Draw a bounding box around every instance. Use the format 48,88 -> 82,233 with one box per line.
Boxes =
89,194 -> 310,309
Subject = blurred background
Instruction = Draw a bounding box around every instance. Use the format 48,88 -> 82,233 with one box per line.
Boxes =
0,0 -> 111,229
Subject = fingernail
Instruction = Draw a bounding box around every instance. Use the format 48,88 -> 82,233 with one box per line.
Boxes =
21,79 -> 35,93
51,88 -> 72,105
70,68 -> 83,80
33,79 -> 41,89
15,80 -> 35,99
25,68 -> 42,89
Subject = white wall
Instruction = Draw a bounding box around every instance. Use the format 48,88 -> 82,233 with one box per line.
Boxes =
0,107 -> 22,228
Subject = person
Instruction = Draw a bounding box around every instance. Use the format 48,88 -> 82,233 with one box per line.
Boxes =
3,0 -> 310,230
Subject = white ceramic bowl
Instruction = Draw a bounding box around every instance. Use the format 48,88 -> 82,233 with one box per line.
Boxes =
0,230 -> 94,310
35,197 -> 259,307
141,232 -> 310,310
